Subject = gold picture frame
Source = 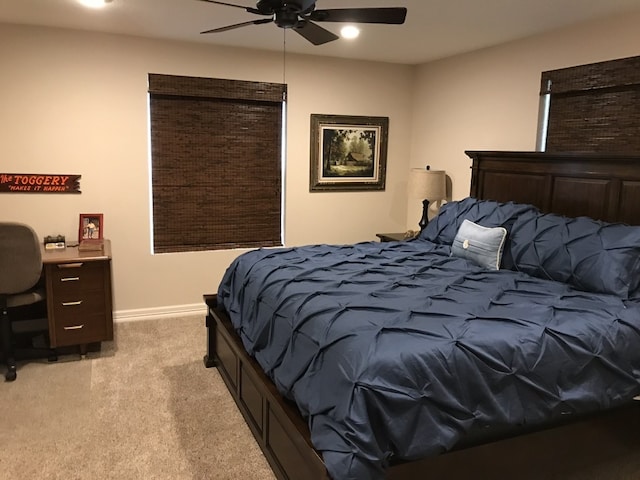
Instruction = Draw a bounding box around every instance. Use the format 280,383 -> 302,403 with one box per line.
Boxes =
309,114 -> 388,192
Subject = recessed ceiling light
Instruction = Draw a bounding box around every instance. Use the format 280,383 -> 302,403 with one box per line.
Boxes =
78,0 -> 113,9
340,26 -> 360,40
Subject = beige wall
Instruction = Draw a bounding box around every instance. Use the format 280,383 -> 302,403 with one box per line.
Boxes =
410,10 -> 640,201
0,24 -> 414,316
2,11 -> 639,316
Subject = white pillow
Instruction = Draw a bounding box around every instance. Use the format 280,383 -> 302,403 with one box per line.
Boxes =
451,219 -> 507,270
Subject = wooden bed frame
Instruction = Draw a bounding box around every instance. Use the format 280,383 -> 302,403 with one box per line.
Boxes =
204,151 -> 640,480
466,150 -> 640,224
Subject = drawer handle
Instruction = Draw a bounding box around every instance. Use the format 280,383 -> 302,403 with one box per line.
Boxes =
58,263 -> 84,269
62,300 -> 83,306
63,324 -> 84,331
61,277 -> 80,282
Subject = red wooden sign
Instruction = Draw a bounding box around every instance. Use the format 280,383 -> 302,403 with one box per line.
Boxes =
0,173 -> 81,193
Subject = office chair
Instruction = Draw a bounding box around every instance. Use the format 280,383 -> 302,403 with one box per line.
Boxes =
0,222 -> 47,381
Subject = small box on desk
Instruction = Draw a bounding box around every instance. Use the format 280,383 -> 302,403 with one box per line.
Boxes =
78,239 -> 104,252
44,235 -> 66,250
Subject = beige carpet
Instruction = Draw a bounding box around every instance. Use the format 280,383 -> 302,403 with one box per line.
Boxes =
0,315 -> 276,480
4,316 -> 640,480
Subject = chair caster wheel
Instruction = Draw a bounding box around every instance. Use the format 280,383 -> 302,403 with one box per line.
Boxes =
5,367 -> 17,382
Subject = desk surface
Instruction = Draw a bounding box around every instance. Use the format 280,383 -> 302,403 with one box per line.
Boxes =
41,239 -> 111,264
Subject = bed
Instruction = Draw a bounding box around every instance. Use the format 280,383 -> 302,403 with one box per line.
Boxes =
204,150 -> 640,480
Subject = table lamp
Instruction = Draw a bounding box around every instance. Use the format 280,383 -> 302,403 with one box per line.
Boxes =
406,166 -> 446,235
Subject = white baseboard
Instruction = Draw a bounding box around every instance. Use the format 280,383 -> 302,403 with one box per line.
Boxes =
114,303 -> 207,323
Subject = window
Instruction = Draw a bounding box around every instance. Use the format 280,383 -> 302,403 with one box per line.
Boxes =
148,74 -> 286,253
539,55 -> 640,154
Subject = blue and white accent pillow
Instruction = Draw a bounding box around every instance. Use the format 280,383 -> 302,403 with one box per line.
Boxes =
451,219 -> 507,270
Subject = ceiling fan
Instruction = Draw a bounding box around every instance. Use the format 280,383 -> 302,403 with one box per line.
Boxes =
197,0 -> 408,46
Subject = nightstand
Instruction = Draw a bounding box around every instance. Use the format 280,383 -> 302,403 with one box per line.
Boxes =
376,232 -> 411,242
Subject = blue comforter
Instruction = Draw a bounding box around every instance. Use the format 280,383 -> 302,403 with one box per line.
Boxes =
217,238 -> 640,480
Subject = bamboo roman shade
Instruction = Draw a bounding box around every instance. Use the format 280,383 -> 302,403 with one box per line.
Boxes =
148,74 -> 285,253
541,55 -> 640,153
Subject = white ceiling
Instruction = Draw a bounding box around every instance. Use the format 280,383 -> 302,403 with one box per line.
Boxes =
2,0 -> 640,64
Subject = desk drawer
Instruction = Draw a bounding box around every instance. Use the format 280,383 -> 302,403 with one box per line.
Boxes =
50,262 -> 105,295
52,289 -> 107,346
53,311 -> 108,346
52,289 -> 106,317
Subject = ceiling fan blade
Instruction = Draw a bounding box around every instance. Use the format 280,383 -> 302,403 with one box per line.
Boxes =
309,7 -> 408,25
196,0 -> 262,15
201,18 -> 273,34
294,20 -> 339,46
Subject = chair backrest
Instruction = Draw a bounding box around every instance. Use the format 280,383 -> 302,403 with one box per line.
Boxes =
0,222 -> 43,295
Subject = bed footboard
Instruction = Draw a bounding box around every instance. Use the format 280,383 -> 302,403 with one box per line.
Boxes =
203,294 -> 218,368
204,294 -> 329,480
204,294 -> 640,480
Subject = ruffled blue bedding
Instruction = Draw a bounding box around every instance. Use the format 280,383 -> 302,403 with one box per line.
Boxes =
217,200 -> 640,480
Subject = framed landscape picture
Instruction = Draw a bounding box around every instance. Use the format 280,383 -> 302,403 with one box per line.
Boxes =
309,114 -> 389,192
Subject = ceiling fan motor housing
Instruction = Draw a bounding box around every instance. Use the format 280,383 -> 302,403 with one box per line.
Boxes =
256,0 -> 316,16
274,11 -> 299,28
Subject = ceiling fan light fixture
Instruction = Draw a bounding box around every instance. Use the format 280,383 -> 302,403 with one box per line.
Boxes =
340,25 -> 360,39
78,0 -> 113,9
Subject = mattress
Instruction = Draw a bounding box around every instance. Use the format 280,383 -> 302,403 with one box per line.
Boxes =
217,238 -> 640,480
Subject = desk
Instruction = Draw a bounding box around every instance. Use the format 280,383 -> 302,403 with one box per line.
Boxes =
41,240 -> 113,353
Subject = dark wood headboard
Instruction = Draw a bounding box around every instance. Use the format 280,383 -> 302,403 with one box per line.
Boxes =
466,151 -> 640,225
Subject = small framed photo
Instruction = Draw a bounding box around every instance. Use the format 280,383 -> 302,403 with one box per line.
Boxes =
79,213 -> 103,242
309,114 -> 389,192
